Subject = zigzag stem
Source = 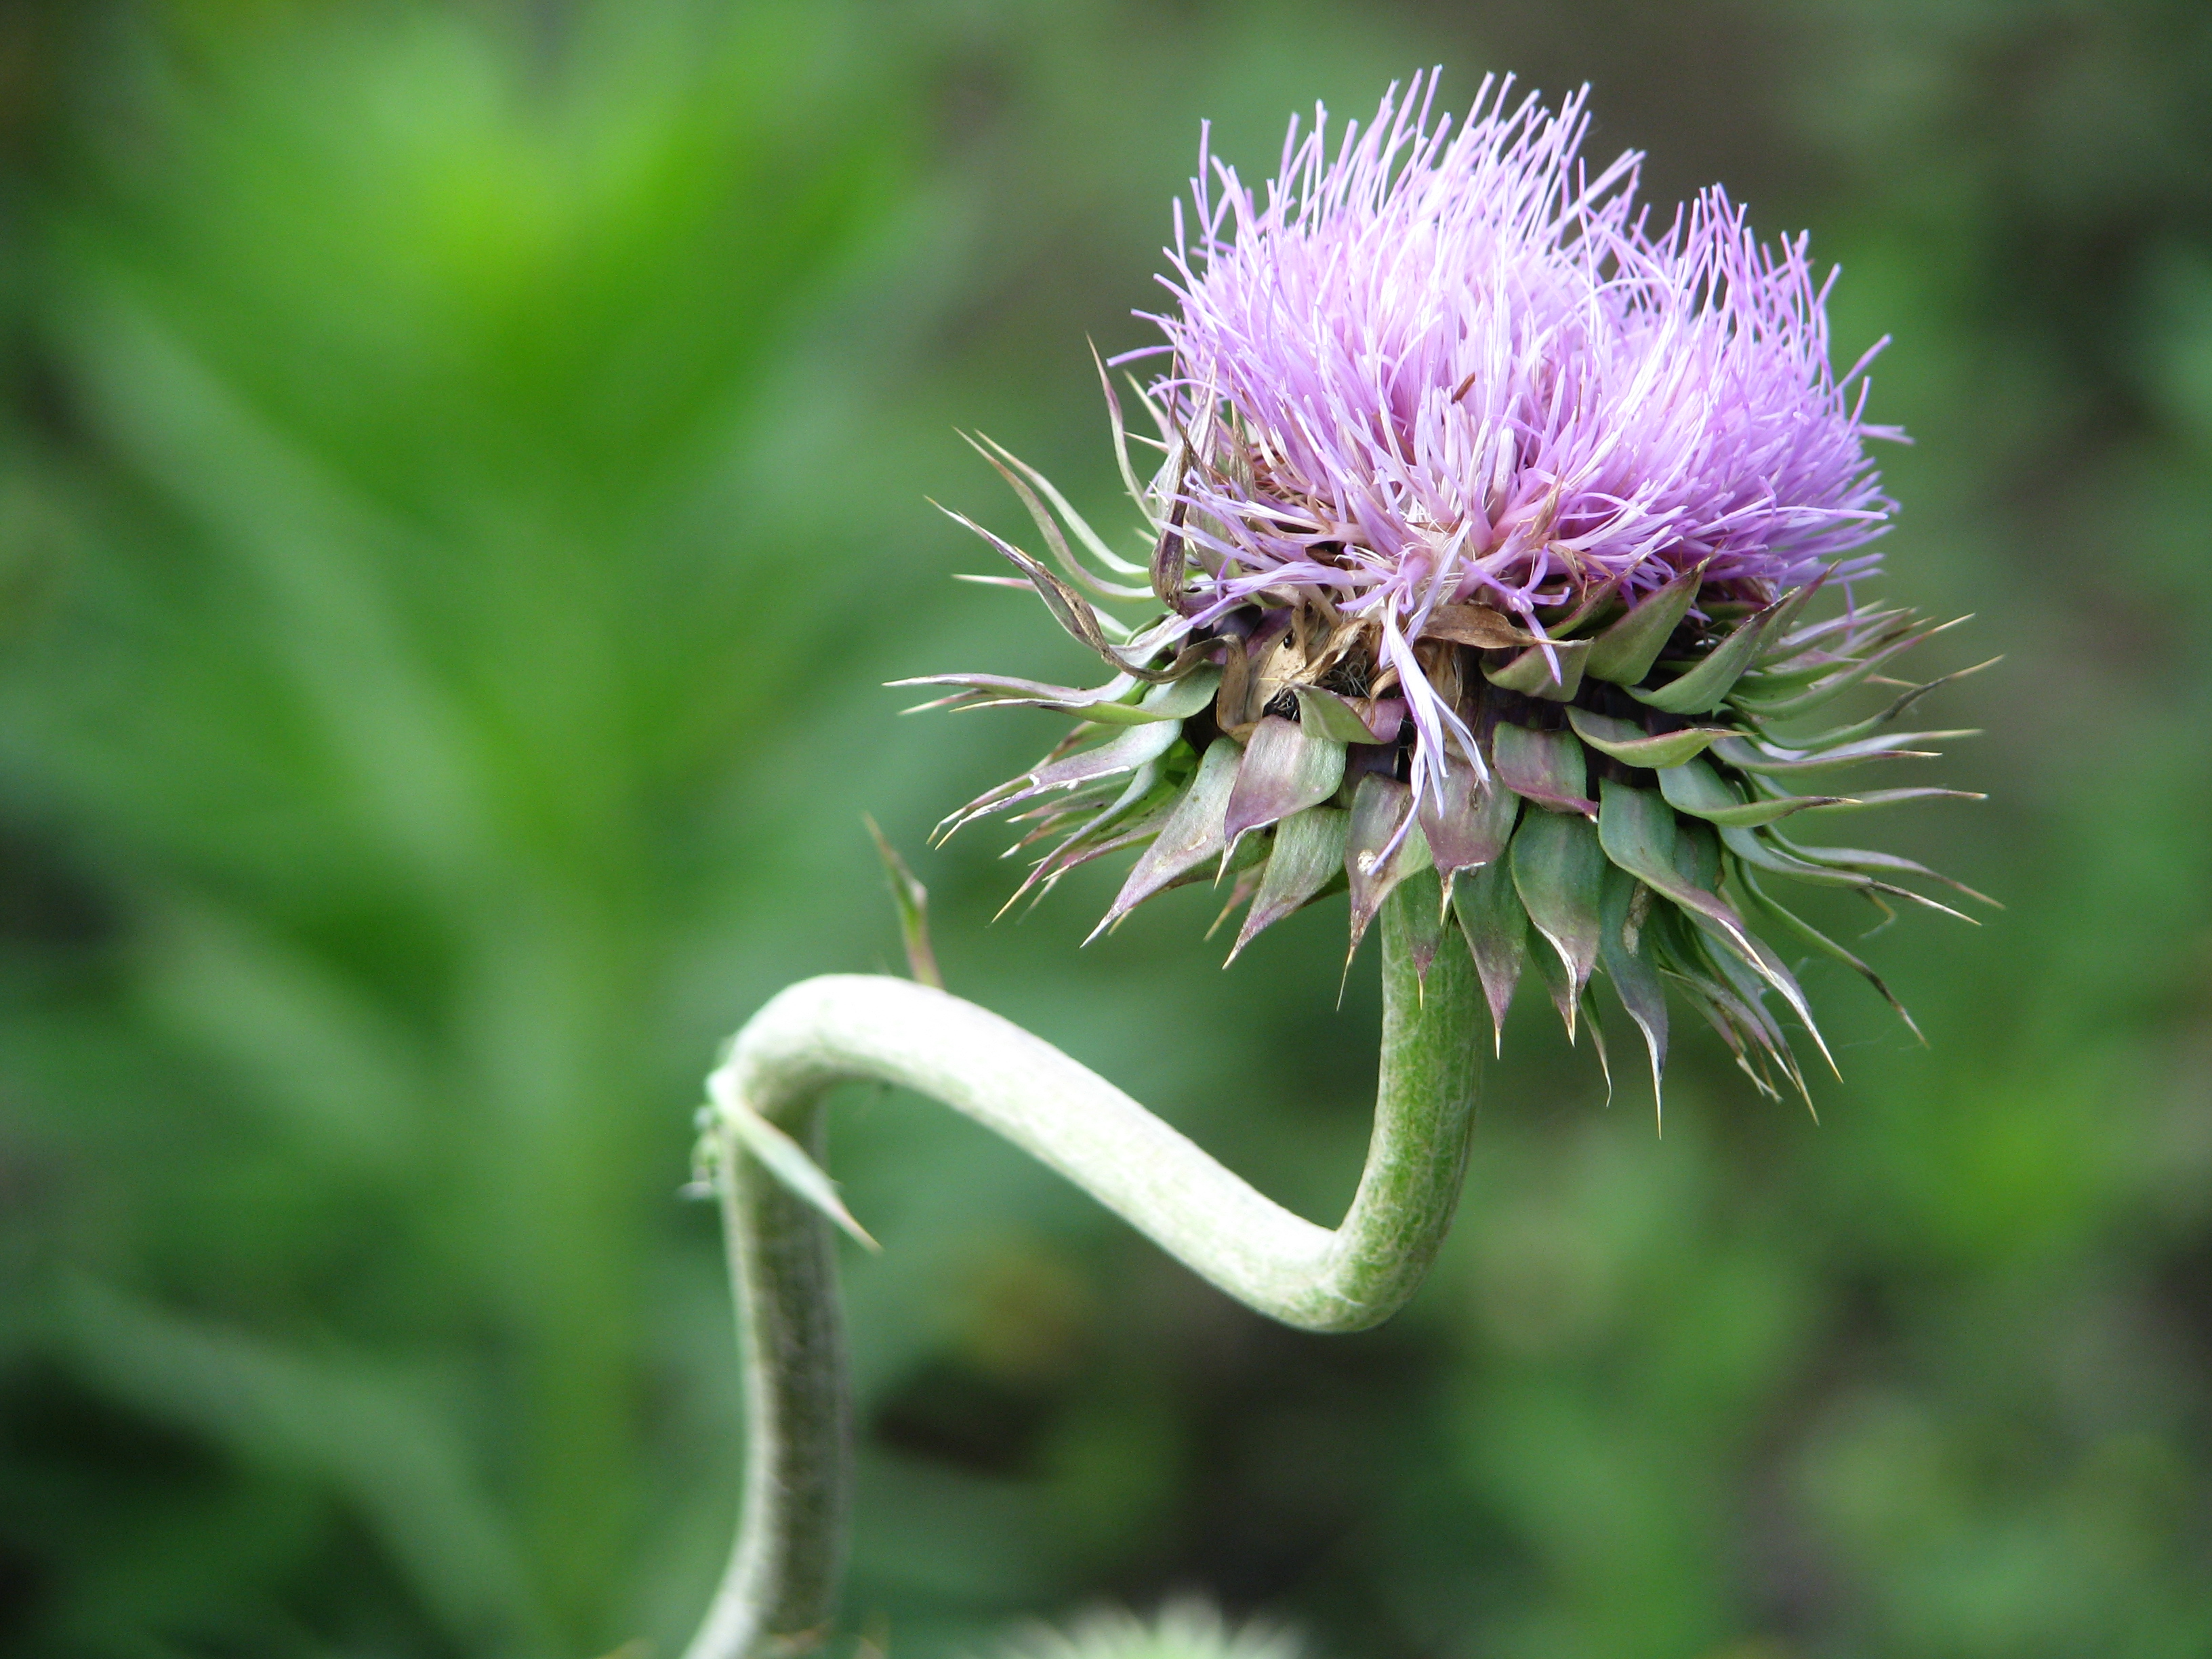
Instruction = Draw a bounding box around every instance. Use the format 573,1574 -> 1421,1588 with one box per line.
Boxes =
683,880 -> 1483,1659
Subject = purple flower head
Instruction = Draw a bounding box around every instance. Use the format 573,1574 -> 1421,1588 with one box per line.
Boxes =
1135,71 -> 1899,804
909,73 -> 1982,1110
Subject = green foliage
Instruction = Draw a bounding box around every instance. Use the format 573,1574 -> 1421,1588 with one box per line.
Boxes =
1,3 -> 2210,1658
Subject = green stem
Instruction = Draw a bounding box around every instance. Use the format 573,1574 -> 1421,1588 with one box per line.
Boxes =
682,882 -> 1482,1659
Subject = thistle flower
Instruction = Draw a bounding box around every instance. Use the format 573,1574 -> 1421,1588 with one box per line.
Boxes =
903,72 -> 1992,1107
1000,1600 -> 1299,1659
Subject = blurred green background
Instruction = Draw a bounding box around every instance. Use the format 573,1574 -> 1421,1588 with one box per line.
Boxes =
1,2 -> 2209,1656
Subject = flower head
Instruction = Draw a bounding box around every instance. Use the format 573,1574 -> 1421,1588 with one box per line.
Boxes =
1150,74 -> 1898,807
904,73 -> 1988,1108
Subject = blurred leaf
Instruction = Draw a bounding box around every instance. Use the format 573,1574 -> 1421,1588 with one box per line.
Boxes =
58,1278 -> 544,1654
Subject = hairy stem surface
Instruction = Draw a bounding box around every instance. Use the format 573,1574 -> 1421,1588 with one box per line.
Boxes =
684,883 -> 1482,1659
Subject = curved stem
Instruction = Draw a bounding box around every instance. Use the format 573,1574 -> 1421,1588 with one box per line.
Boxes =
684,883 -> 1482,1659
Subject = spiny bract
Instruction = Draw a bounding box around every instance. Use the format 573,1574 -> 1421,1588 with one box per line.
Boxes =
902,72 -> 1992,1109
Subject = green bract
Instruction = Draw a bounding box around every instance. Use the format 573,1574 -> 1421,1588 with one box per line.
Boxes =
901,393 -> 1992,1111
